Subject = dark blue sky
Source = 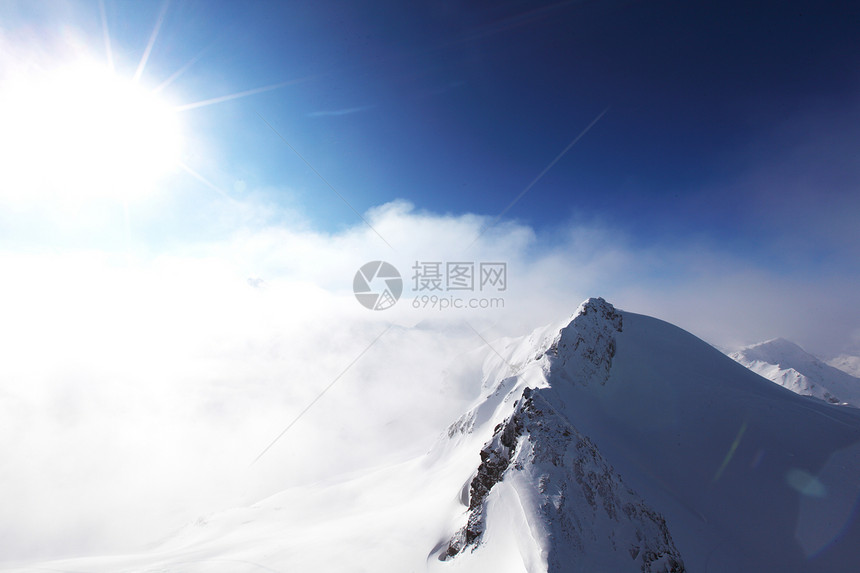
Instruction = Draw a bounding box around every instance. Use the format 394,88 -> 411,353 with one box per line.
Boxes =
3,0 -> 859,267
198,1 -> 858,254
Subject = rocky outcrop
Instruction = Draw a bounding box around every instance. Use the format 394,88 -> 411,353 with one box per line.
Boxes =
444,387 -> 684,572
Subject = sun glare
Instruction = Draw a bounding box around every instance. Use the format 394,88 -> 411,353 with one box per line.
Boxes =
0,58 -> 183,203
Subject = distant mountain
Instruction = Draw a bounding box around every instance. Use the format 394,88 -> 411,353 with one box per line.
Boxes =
730,338 -> 860,408
5,299 -> 860,573
828,354 -> 860,378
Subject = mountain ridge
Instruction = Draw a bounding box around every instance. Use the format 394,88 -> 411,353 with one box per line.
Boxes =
438,298 -> 860,571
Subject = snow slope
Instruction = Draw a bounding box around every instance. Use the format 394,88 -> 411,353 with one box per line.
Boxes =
4,298 -> 860,573
432,299 -> 684,572
730,338 -> 860,407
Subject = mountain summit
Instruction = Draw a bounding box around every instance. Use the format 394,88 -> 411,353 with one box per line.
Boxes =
434,298 -> 860,572
436,298 -> 684,572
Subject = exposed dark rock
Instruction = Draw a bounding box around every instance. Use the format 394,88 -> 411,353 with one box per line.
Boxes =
443,386 -> 684,571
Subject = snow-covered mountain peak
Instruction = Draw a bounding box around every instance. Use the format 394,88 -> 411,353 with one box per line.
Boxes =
736,337 -> 815,366
574,295 -> 620,321
730,338 -> 860,407
452,297 -> 624,443
547,296 -> 623,387
439,299 -> 685,571
479,297 -> 623,390
443,301 -> 860,571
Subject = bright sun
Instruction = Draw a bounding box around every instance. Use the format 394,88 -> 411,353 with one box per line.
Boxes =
0,58 -> 183,203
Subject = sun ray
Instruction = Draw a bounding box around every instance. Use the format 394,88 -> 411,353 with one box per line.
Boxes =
98,0 -> 114,71
133,0 -> 170,83
173,80 -> 301,112
178,161 -> 236,202
154,46 -> 209,93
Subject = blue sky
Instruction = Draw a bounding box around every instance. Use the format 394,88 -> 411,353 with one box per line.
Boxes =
5,1 -> 854,241
2,1 -> 857,246
185,0 -> 858,254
